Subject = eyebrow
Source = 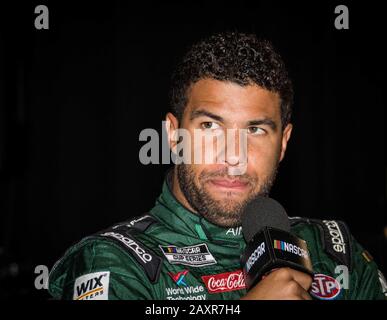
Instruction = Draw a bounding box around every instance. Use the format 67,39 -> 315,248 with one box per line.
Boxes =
190,109 -> 224,122
190,109 -> 278,131
247,119 -> 278,131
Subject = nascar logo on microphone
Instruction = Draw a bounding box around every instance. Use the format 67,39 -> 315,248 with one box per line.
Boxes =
273,240 -> 309,259
245,242 -> 266,273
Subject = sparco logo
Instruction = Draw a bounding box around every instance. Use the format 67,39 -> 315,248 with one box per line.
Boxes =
323,220 -> 346,254
101,232 -> 152,263
202,270 -> 246,293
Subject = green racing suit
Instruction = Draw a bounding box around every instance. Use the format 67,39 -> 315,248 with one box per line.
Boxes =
48,174 -> 387,300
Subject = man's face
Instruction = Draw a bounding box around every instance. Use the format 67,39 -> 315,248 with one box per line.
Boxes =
167,79 -> 292,227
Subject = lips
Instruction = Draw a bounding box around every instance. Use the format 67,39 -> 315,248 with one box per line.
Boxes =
209,178 -> 249,190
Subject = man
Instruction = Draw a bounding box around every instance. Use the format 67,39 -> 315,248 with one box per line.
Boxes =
48,32 -> 387,300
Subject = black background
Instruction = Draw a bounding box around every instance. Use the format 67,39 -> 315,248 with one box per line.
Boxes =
0,1 -> 385,299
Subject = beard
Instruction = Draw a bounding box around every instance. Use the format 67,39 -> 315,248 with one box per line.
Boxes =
176,164 -> 279,228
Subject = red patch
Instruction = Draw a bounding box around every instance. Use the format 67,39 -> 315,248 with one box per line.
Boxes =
310,273 -> 341,300
168,270 -> 189,286
202,270 -> 246,294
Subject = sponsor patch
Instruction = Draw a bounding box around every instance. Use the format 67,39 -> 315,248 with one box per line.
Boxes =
73,271 -> 110,300
159,243 -> 217,267
101,232 -> 152,264
322,220 -> 346,254
168,270 -> 189,287
226,227 -> 242,237
310,273 -> 342,300
202,270 -> 246,294
96,223 -> 162,284
318,220 -> 351,270
165,285 -> 206,300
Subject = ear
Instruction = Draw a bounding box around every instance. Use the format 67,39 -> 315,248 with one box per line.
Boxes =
165,112 -> 179,153
279,123 -> 293,162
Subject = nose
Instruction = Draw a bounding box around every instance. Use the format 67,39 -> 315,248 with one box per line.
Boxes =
225,129 -> 248,175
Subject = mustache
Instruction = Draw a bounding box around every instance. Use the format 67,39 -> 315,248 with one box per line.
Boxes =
199,168 -> 257,185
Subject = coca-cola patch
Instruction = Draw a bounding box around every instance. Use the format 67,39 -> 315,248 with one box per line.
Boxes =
201,270 -> 246,294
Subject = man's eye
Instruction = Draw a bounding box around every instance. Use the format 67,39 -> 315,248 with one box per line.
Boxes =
200,122 -> 220,130
247,126 -> 266,135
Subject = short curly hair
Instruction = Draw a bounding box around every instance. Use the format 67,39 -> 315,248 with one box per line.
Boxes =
170,32 -> 293,129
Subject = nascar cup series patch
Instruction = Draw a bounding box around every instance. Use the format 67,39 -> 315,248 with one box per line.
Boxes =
310,273 -> 342,300
73,271 -> 110,300
159,243 -> 217,267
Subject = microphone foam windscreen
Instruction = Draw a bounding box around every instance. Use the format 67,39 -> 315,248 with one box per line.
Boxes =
242,196 -> 291,242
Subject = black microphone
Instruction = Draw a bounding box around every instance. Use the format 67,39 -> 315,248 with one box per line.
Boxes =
240,196 -> 314,290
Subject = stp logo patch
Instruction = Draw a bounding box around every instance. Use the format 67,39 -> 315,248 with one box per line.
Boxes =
310,273 -> 342,300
